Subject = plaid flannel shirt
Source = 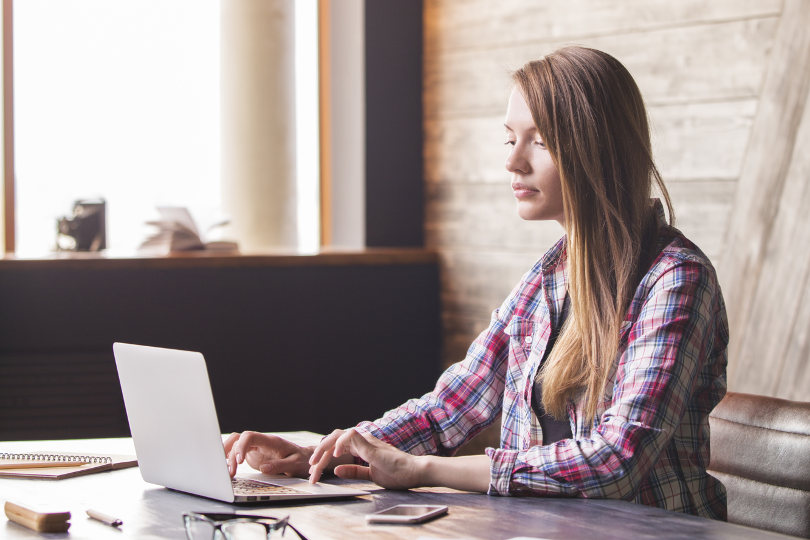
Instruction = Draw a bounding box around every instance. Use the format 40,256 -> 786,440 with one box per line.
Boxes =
356,203 -> 729,519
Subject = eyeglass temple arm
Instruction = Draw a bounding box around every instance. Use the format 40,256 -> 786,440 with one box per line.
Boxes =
285,523 -> 310,540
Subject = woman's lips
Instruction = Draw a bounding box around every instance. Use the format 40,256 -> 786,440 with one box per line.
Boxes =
512,183 -> 539,198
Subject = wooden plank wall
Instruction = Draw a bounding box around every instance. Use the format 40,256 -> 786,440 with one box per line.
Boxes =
720,0 -> 810,401
425,1 -> 809,403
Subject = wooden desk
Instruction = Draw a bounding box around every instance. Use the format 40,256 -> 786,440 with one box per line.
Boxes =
0,438 -> 794,539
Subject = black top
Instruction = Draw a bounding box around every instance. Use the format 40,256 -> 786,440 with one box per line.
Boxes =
531,296 -> 573,444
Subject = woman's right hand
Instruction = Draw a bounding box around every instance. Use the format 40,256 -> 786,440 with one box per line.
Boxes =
223,431 -> 313,478
308,429 -> 353,483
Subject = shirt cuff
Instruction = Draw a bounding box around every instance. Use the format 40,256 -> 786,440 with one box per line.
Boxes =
352,422 -> 381,466
485,446 -> 520,495
354,421 -> 378,437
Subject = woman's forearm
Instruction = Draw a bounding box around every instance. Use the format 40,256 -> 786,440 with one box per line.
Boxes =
418,454 -> 491,493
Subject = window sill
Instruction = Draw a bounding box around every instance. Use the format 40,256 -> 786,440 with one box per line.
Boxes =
0,247 -> 438,270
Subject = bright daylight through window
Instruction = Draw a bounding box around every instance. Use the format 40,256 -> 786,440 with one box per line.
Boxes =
13,0 -> 318,256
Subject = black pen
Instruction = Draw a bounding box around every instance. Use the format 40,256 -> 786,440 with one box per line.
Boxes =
86,509 -> 123,527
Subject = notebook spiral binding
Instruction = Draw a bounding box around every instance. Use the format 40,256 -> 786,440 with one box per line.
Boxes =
0,452 -> 112,464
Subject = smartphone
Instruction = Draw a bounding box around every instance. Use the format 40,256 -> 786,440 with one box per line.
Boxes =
365,504 -> 448,524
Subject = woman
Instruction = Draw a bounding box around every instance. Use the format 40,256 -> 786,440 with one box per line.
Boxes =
225,46 -> 729,520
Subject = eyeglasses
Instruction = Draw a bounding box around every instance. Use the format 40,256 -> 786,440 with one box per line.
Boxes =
183,512 -> 310,540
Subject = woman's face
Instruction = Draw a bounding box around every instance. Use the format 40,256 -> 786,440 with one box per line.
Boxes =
504,87 -> 564,224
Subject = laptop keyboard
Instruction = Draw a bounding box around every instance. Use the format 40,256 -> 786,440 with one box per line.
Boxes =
232,477 -> 306,496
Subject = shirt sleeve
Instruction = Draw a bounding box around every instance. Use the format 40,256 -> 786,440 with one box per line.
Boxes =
354,276 -> 527,456
486,259 -> 726,498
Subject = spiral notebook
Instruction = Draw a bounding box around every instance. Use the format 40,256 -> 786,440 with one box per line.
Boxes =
0,451 -> 137,480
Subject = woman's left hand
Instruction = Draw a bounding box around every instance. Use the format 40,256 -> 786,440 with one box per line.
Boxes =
312,429 -> 425,490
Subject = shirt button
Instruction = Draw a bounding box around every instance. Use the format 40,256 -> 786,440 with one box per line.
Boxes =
525,336 -> 533,344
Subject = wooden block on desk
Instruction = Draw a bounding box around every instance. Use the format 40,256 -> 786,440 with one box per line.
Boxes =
4,501 -> 71,533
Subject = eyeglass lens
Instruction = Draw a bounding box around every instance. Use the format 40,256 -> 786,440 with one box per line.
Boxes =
184,514 -> 290,540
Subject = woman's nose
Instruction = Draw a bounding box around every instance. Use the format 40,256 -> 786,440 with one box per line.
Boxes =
505,146 -> 529,174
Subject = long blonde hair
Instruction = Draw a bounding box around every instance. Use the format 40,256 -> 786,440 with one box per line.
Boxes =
513,47 -> 674,423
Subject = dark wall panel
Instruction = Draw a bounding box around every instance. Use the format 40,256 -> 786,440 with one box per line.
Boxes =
365,0 -> 424,247
0,260 -> 441,440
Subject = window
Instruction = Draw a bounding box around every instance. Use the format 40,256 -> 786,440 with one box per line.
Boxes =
8,0 -> 319,256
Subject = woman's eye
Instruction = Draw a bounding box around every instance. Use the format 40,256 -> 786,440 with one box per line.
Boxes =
534,140 -> 546,148
504,140 -> 516,146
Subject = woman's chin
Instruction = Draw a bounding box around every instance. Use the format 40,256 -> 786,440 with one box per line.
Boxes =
515,205 -> 565,224
515,203 -> 546,221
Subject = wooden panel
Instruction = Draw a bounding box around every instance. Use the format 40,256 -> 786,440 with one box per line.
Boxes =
665,179 -> 736,262
424,115 -> 507,184
3,0 -> 15,252
318,0 -> 332,246
0,248 -> 438,271
650,100 -> 756,181
425,182 -> 564,250
437,249 -> 538,319
719,0 -> 810,400
425,18 -> 777,117
779,269 -> 810,401
726,74 -> 810,398
424,100 -> 756,184
425,0 -> 782,53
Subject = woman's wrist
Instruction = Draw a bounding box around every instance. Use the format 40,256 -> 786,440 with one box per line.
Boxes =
415,455 -> 437,487
414,454 -> 491,493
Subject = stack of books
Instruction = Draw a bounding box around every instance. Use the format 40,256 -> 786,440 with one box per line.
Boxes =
138,207 -> 238,255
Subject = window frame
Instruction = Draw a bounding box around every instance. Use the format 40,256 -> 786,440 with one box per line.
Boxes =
3,0 -> 16,253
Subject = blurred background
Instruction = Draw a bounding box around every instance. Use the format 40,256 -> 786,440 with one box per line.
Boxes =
1,0 -> 808,440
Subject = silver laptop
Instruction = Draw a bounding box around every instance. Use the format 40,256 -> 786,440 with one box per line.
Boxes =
113,342 -> 369,503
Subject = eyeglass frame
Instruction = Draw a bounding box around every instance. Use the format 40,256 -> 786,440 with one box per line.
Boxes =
182,511 -> 310,540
